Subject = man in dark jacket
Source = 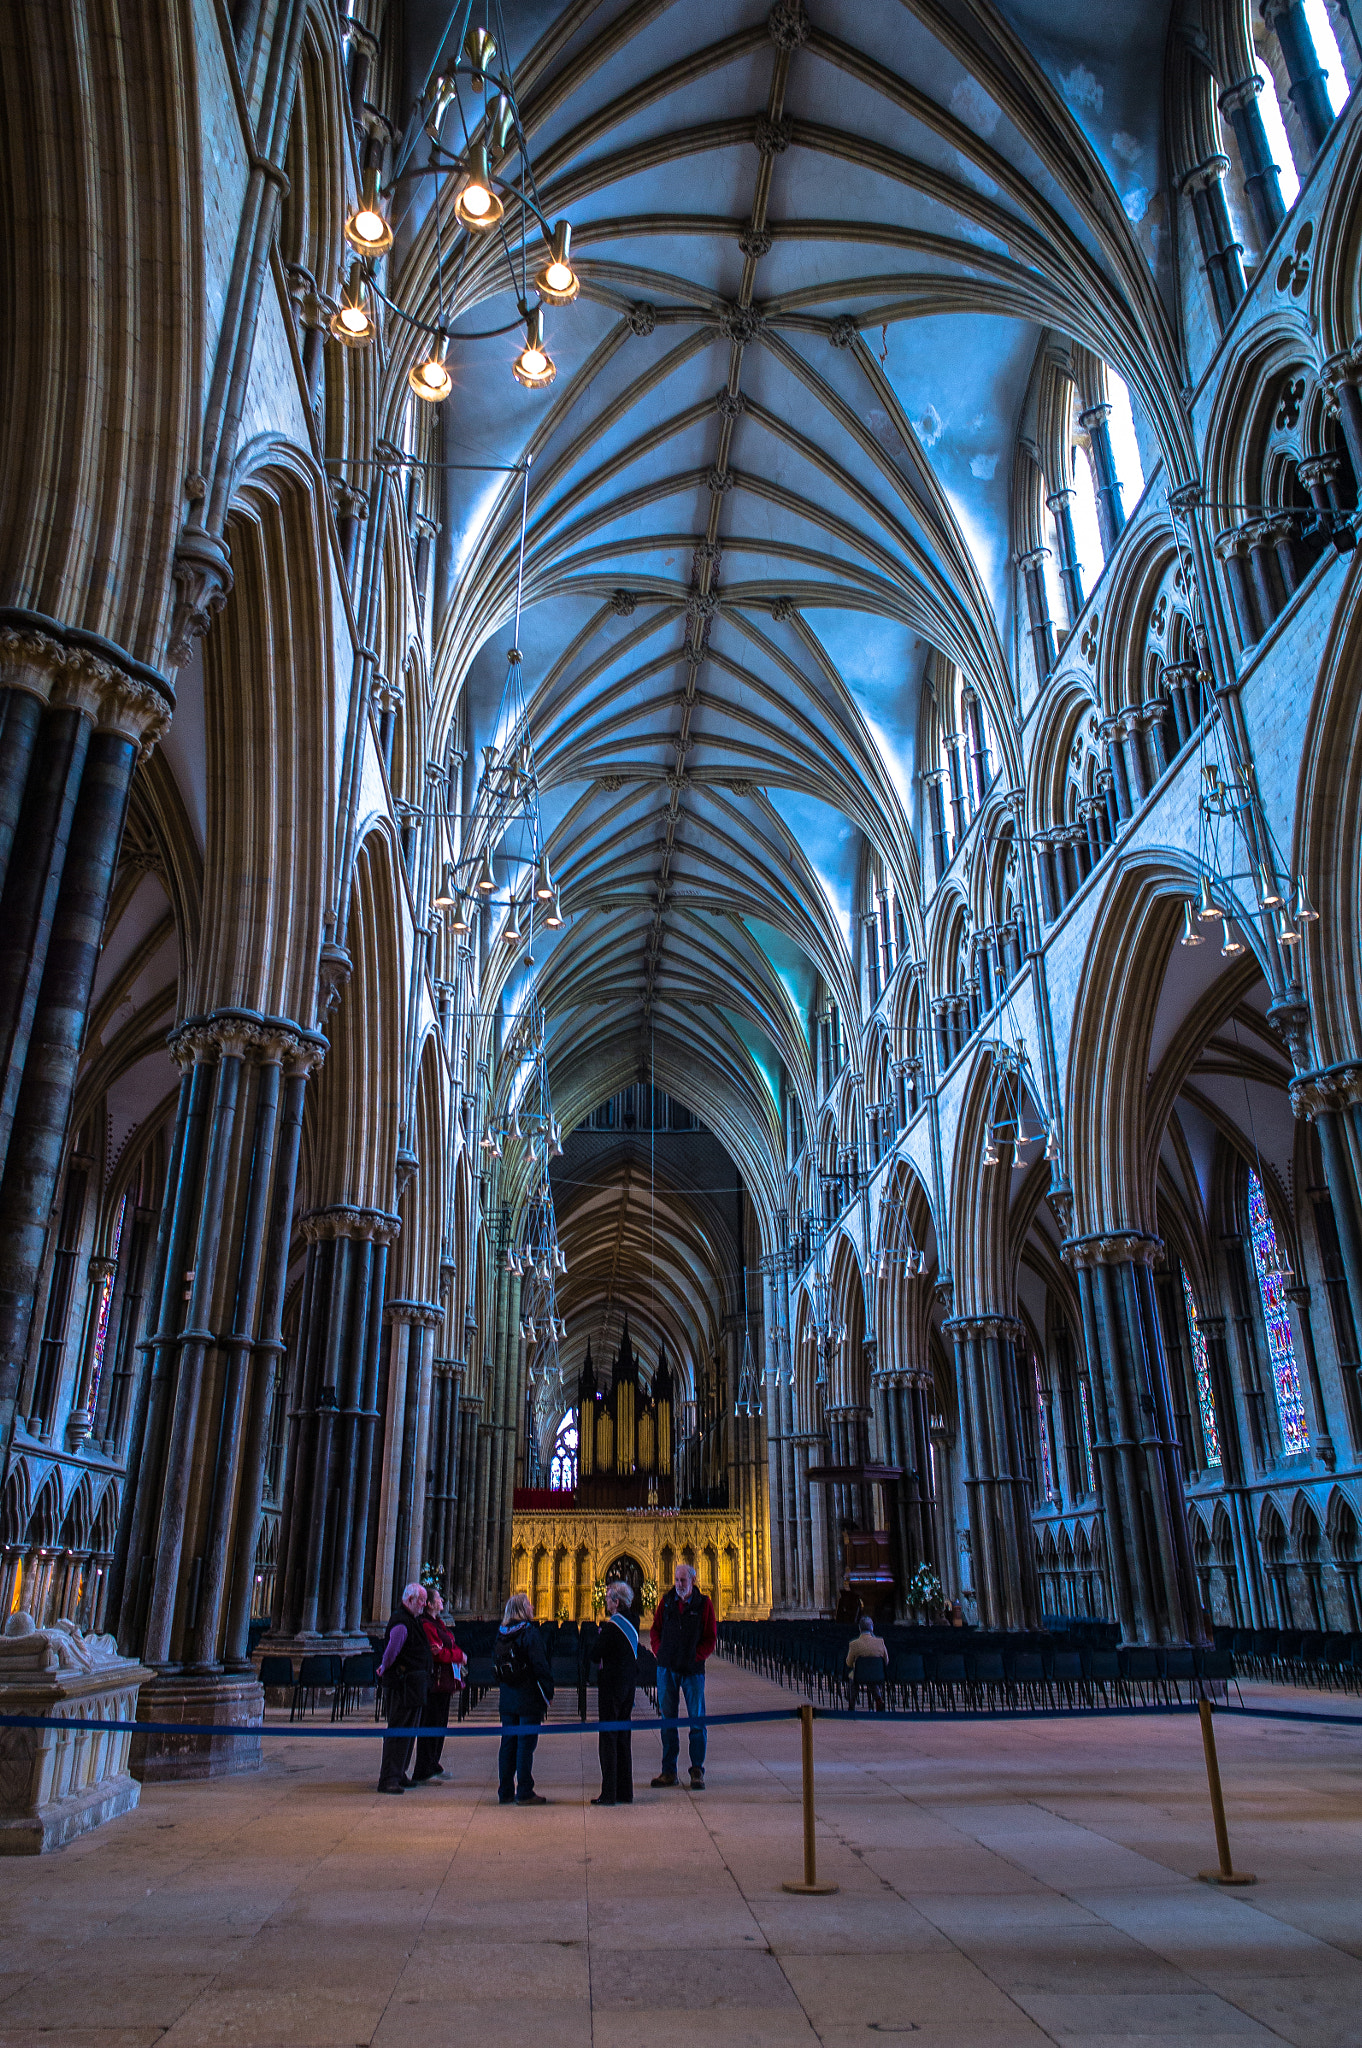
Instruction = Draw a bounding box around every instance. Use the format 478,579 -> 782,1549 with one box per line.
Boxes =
375,1581 -> 431,1793
591,1581 -> 637,1806
495,1592 -> 554,1804
649,1561 -> 717,1789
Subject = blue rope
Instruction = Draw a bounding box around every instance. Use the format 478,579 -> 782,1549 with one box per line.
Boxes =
0,1708 -> 799,1739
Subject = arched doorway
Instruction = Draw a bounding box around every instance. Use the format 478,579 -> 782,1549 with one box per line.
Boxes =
604,1553 -> 644,1607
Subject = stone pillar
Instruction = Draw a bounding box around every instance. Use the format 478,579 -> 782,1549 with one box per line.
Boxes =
1047,491 -> 1085,622
1215,527 -> 1260,646
1079,401 -> 1126,554
1290,1063 -> 1362,1335
0,622 -> 171,1474
1219,72 -> 1287,244
1284,1283 -> 1337,1469
1065,1233 -> 1203,1644
1017,547 -> 1057,680
425,1357 -> 465,1591
1262,0 -> 1335,155
119,1012 -> 325,1777
945,1315 -> 1040,1630
1321,351 -> 1362,494
1181,157 -> 1247,327
378,1300 -> 443,1613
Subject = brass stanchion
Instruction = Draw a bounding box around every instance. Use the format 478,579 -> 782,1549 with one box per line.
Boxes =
782,1702 -> 839,1895
1197,1697 -> 1255,1886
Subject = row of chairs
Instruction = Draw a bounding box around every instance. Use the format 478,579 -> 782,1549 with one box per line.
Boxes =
1213,1626 -> 1362,1691
258,1651 -> 375,1721
718,1622 -> 1236,1713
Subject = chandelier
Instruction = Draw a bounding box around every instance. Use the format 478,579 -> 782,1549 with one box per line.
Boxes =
866,1186 -> 928,1282
335,10 -> 583,395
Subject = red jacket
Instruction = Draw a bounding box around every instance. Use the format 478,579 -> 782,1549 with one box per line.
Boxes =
421,1614 -> 467,1694
650,1587 -> 717,1672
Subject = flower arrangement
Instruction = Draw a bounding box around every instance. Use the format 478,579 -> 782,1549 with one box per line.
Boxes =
906,1562 -> 943,1617
591,1577 -> 609,1612
419,1561 -> 445,1596
640,1576 -> 658,1613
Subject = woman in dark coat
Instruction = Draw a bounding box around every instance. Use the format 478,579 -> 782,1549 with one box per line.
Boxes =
494,1592 -> 554,1804
591,1580 -> 638,1805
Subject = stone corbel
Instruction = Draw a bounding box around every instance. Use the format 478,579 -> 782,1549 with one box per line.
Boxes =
167,523 -> 233,670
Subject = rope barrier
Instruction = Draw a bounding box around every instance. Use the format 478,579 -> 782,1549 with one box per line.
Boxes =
0,1708 -> 799,1739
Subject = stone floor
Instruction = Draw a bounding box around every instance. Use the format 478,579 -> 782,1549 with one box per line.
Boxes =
3,1660 -> 1362,2048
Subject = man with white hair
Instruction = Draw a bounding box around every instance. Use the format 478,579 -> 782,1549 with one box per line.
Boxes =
649,1560 -> 717,1789
375,1581 -> 431,1793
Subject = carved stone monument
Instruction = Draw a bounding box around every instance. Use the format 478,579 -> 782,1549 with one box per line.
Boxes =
0,1612 -> 150,1853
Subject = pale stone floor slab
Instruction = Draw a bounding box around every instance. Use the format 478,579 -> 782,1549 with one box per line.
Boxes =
1,1665 -> 1360,2047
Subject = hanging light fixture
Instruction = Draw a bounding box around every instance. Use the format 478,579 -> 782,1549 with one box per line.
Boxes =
1220,918 -> 1244,957
1196,874 -> 1223,923
464,23 -> 497,83
1257,863 -> 1283,909
475,846 -> 496,893
535,218 -> 580,304
534,852 -> 554,900
409,330 -> 452,403
501,905 -> 522,948
434,862 -> 457,910
513,307 -> 556,388
1293,878 -> 1319,923
982,1136 -> 1001,1167
486,92 -> 516,154
345,166 -> 394,257
448,898 -> 470,935
329,260 -> 375,346
1276,907 -> 1300,947
544,889 -> 564,929
1045,1119 -> 1061,1160
1180,901 -> 1204,946
454,140 -> 503,230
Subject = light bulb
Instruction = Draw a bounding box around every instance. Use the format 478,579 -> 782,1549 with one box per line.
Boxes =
1258,864 -> 1283,909
448,900 -> 469,935
329,262 -> 374,347
434,862 -> 457,910
408,331 -> 452,403
1220,919 -> 1243,957
475,846 -> 496,893
455,142 -> 503,229
544,889 -> 564,929
535,219 -> 580,304
502,909 -> 522,947
344,169 -> 393,256
1197,874 -> 1223,922
1277,908 -> 1300,947
1180,901 -> 1203,947
535,852 -> 554,900
513,307 -> 556,388
1294,878 -> 1319,923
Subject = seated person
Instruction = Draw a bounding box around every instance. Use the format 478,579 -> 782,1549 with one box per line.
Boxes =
845,1615 -> 889,1711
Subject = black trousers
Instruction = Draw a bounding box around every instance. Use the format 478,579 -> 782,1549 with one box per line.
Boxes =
378,1675 -> 428,1788
413,1688 -> 453,1777
597,1684 -> 634,1804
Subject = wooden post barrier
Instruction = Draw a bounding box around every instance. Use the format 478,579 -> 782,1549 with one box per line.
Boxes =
1197,1697 -> 1255,1886
782,1702 -> 839,1895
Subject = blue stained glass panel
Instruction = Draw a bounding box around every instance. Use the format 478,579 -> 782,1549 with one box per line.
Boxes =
550,1410 -> 578,1491
1034,1357 -> 1055,1502
1247,1171 -> 1308,1455
1180,1265 -> 1221,1468
1078,1377 -> 1096,1492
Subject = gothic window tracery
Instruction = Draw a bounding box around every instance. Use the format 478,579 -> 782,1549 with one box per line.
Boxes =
1180,1264 -> 1222,1470
1248,1172 -> 1309,1455
550,1411 -> 578,1492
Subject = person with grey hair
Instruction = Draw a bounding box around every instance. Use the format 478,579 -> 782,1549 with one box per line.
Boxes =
590,1580 -> 638,1806
494,1591 -> 554,1804
649,1559 -> 717,1788
375,1581 -> 431,1793
845,1613 -> 889,1713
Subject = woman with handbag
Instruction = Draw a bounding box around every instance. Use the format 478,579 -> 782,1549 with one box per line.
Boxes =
412,1590 -> 466,1782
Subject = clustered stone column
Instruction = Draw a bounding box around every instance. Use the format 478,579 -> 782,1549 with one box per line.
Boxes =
268,1205 -> 400,1651
944,1315 -> 1040,1629
0,620 -> 172,1469
872,1366 -> 936,1597
1064,1233 -> 1202,1644
424,1355 -> 466,1595
109,1011 -> 324,1776
378,1297 -> 444,1616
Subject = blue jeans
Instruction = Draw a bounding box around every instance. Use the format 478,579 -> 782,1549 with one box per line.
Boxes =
657,1667 -> 706,1773
498,1719 -> 540,1800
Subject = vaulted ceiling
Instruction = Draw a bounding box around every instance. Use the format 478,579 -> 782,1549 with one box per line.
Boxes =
394,0 -> 1179,1209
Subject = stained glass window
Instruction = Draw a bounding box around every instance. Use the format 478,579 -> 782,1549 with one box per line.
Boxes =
549,1410 -> 578,1491
1078,1377 -> 1096,1493
1247,1171 -> 1308,1455
1034,1357 -> 1055,1502
85,1195 -> 126,1421
1180,1265 -> 1221,1469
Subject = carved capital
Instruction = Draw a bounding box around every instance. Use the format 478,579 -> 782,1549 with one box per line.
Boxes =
0,625 -> 173,759
168,525 -> 233,670
1061,1230 -> 1163,1270
302,1204 -> 402,1246
943,1313 -> 1024,1343
1289,1060 -> 1362,1119
385,1297 -> 445,1329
